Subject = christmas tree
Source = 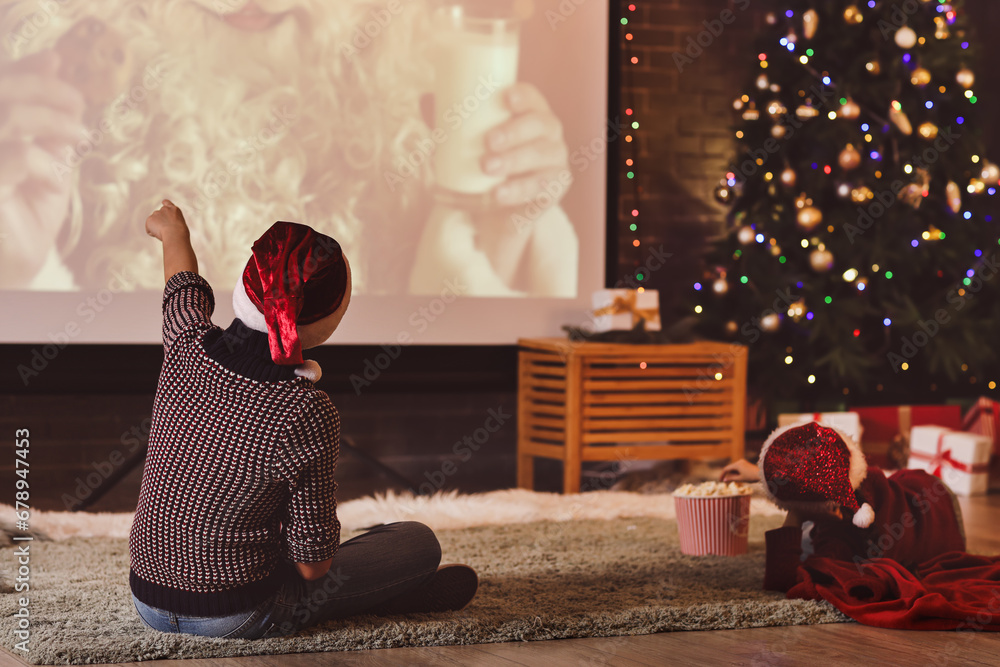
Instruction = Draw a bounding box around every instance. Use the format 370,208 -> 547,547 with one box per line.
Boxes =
696,0 -> 999,405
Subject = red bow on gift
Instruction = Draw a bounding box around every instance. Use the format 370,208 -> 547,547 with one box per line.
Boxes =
910,433 -> 989,476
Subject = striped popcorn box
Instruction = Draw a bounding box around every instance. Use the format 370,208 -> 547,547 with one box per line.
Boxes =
674,493 -> 752,556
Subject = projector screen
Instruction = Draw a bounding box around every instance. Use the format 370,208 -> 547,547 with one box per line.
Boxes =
0,0 -> 608,344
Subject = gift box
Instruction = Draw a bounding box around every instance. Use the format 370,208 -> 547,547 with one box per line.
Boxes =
777,412 -> 862,446
907,425 -> 991,496
853,405 -> 962,470
591,289 -> 661,332
962,397 -> 1000,456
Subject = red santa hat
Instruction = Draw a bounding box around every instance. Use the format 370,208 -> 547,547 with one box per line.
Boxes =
231,221 -> 348,367
758,421 -> 875,529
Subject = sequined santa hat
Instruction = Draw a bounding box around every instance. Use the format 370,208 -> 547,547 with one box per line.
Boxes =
232,221 -> 349,378
758,421 -> 875,529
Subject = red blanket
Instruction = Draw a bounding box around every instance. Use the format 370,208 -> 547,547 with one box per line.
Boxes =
789,551 -> 1000,630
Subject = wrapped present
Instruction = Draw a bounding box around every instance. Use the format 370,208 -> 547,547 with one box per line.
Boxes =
777,412 -> 862,445
591,289 -> 661,332
853,405 -> 962,470
907,425 -> 991,496
962,397 -> 1000,456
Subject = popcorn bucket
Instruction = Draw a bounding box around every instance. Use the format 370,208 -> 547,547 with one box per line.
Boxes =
674,494 -> 751,556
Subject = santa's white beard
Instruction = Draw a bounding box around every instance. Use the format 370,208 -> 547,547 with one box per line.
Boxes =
3,0 -> 434,293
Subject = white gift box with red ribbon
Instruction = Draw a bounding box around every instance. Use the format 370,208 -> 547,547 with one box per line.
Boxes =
777,412 -> 863,447
907,425 -> 991,496
591,289 -> 661,332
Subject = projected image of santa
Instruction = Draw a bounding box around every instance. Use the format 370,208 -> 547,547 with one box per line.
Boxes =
0,0 -> 579,297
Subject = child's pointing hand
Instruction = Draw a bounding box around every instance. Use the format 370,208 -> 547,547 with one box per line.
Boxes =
145,199 -> 189,242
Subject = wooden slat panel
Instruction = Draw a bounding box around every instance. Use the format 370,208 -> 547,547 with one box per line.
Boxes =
523,377 -> 567,391
518,442 -> 565,459
583,378 -> 736,392
583,404 -> 733,418
584,391 -> 732,405
524,362 -> 566,376
581,429 -> 733,444
581,443 -> 735,460
524,427 -> 566,443
523,415 -> 565,430
583,366 -> 735,379
525,403 -> 566,417
582,417 -> 733,430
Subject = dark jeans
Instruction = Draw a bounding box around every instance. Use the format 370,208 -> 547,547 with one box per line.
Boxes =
131,521 -> 442,639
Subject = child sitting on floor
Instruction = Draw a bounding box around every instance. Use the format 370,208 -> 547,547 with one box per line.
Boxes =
128,200 -> 478,639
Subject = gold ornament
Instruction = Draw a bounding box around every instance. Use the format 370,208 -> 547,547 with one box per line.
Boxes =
737,225 -> 756,245
866,60 -> 881,75
889,103 -> 912,135
851,186 -> 873,203
981,162 -> 1000,184
760,313 -> 781,333
910,67 -> 932,87
838,144 -> 862,171
899,167 -> 931,209
844,5 -> 863,24
934,16 -> 949,40
780,168 -> 797,187
839,98 -> 861,119
894,26 -> 917,49
767,100 -> 787,118
918,122 -> 939,139
797,206 -> 824,231
810,248 -> 835,273
946,181 -> 961,214
714,183 -> 733,204
803,9 -> 819,39
956,68 -> 975,89
795,103 -> 820,119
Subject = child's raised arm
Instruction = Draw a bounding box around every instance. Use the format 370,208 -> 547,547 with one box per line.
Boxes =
145,199 -> 198,283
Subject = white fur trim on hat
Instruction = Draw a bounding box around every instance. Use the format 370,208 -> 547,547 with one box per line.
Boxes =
757,420 -> 870,519
294,359 -> 322,383
853,502 -> 875,528
233,280 -> 268,333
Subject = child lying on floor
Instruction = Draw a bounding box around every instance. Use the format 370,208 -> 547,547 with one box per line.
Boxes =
128,200 -> 478,639
720,421 -> 965,593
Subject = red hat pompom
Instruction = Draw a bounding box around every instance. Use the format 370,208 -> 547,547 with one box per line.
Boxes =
236,221 -> 347,365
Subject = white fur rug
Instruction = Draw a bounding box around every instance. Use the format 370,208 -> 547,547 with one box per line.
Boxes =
0,488 -> 782,541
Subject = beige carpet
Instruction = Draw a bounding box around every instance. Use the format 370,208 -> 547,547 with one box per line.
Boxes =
0,514 -> 848,665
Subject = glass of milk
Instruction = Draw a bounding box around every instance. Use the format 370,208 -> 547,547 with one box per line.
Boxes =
430,3 -> 520,206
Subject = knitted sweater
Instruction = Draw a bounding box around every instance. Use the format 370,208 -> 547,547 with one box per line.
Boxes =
129,271 -> 340,616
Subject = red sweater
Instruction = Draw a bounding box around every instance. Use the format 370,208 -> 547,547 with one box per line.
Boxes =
764,467 -> 965,593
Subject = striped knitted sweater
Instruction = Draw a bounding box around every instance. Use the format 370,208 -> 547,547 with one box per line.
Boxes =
129,271 -> 340,616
